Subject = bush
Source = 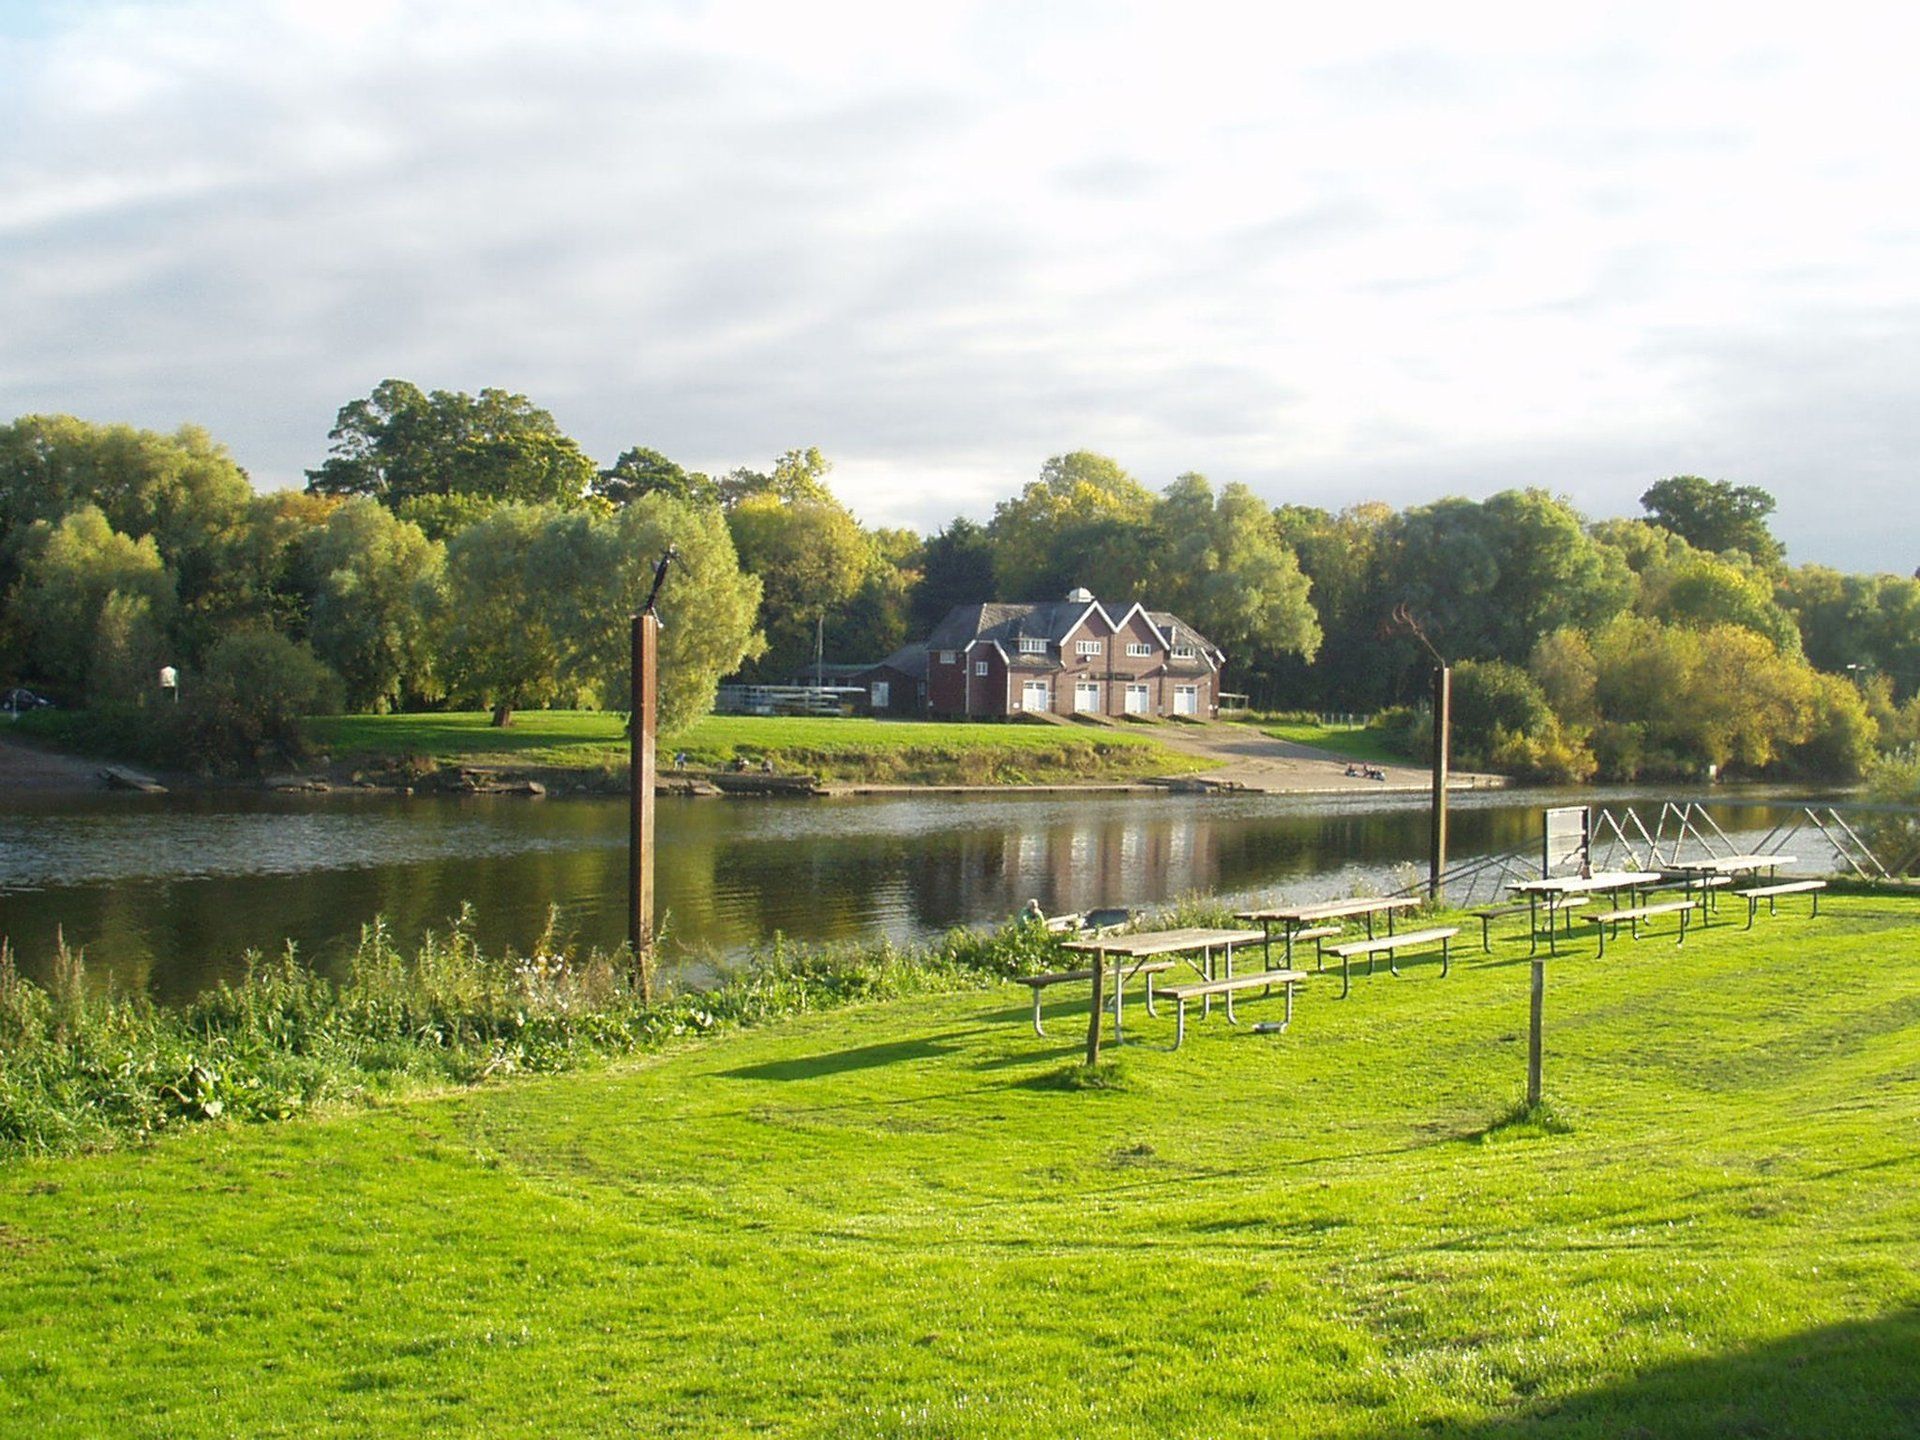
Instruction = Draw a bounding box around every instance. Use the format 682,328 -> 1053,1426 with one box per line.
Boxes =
163,630 -> 342,774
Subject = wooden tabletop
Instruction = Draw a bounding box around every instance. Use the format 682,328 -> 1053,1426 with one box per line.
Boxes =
1062,927 -> 1267,957
1662,854 -> 1797,874
1509,871 -> 1662,896
1236,896 -> 1422,924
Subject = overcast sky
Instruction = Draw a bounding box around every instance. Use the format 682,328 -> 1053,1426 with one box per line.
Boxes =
2,1 -> 1915,571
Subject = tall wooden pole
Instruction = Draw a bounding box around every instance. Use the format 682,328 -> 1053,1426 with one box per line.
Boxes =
629,611 -> 659,1001
1429,663 -> 1451,901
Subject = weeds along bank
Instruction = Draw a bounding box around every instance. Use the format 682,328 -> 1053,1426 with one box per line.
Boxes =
0,906 -> 1097,1159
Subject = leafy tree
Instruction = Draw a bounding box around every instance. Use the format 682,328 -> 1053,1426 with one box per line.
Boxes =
1640,475 -> 1784,567
717,447 -> 835,509
1146,475 -> 1320,663
1778,565 -> 1920,699
562,496 -> 765,734
301,499 -> 446,712
1273,502 -> 1395,708
726,469 -> 868,680
305,380 -> 596,510
10,506 -> 175,696
910,517 -> 997,631
438,506 -> 583,724
988,451 -> 1155,599
593,447 -> 718,509
1644,551 -> 1800,653
1527,628 -> 1600,727
1384,490 -> 1634,666
439,501 -> 762,730
0,415 -> 253,608
167,629 -> 343,775
827,527 -> 921,663
1787,672 -> 1878,779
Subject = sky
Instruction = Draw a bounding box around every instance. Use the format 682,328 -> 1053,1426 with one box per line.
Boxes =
2,0 -> 1916,572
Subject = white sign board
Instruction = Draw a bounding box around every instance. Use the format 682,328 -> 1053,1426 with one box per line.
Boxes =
1543,806 -> 1590,878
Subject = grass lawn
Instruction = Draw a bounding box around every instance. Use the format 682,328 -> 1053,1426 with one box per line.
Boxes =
309,711 -> 1200,785
3,892 -> 1917,1436
1253,717 -> 1412,766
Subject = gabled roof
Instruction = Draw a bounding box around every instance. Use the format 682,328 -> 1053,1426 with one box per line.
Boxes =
925,597 -> 1223,665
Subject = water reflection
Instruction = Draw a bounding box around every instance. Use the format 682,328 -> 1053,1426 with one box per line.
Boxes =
0,787 -> 1823,1001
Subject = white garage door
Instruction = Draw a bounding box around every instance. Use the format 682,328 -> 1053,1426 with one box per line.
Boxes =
1173,685 -> 1199,716
1124,684 -> 1150,715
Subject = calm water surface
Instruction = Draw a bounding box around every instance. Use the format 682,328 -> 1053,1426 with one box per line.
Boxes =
0,786 -> 1827,1000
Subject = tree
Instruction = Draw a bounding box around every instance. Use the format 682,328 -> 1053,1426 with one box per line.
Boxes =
301,499 -> 446,712
988,452 -> 1156,599
1640,476 -> 1785,567
563,496 -> 765,734
1644,551 -> 1801,653
1146,475 -> 1321,663
0,415 -> 253,613
439,506 -> 581,724
593,446 -> 718,509
910,517 -> 997,631
725,472 -> 869,681
439,501 -> 763,730
827,527 -> 921,663
717,447 -> 835,509
306,380 -> 596,510
10,506 -> 175,696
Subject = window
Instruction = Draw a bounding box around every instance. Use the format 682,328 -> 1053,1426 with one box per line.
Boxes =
974,660 -> 989,676
1018,637 -> 1047,654
1076,640 -> 1102,656
1126,642 -> 1151,658
1171,645 -> 1196,659
939,650 -> 956,665
870,681 -> 890,709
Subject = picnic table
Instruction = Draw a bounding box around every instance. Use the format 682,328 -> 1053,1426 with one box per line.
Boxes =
1235,896 -> 1424,968
1062,927 -> 1266,1046
1506,871 -> 1665,954
1660,854 -> 1796,923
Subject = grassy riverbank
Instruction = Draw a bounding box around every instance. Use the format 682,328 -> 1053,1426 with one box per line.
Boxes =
1247,714 -> 1412,766
3,892 -> 1917,1436
308,710 -> 1203,786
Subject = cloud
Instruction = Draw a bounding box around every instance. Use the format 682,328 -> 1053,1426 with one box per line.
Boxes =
0,0 -> 1916,576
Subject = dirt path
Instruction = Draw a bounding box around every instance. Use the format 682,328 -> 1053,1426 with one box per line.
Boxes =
1144,721 -> 1508,795
0,732 -> 108,792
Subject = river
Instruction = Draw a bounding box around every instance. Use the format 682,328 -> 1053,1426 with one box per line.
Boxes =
0,786 -> 1832,1001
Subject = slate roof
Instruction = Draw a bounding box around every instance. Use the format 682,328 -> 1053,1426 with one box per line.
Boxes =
923,599 -> 1224,665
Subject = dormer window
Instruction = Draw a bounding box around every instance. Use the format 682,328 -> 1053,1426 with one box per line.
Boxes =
1018,638 -> 1047,654
1171,644 -> 1197,659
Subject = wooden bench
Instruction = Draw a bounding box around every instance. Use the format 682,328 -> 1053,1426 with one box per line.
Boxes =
1158,969 -> 1309,1048
1472,897 -> 1588,953
1581,899 -> 1695,956
1016,961 -> 1179,1037
1289,923 -> 1343,967
1326,926 -> 1459,998
1735,879 -> 1826,930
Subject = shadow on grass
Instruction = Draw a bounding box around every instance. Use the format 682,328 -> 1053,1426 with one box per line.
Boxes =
1419,1306 -> 1920,1439
720,1036 -> 960,1081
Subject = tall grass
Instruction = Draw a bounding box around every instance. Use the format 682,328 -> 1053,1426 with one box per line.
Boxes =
0,911 -> 1072,1159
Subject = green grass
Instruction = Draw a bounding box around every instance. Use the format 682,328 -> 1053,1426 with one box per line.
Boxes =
3,894 -> 1918,1436
1254,717 -> 1412,765
309,711 -> 1200,785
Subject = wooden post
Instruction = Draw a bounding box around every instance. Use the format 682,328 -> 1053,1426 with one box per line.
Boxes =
1527,957 -> 1544,1108
1429,664 -> 1450,901
1085,950 -> 1106,1067
629,612 -> 659,1001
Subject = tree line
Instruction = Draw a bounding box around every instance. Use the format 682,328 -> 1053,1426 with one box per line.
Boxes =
3,380 -> 1917,782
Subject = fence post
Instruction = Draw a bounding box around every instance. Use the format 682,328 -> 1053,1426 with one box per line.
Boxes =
1528,958 -> 1544,1108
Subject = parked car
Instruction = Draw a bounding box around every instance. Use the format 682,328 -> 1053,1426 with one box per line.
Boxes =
2,687 -> 53,714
